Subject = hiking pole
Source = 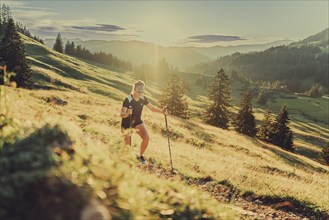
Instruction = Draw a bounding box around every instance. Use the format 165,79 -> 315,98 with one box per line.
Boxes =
164,113 -> 173,171
129,106 -> 132,146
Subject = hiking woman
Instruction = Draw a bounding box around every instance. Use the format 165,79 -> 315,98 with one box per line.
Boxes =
120,80 -> 166,164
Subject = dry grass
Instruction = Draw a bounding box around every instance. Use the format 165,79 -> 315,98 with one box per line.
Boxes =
4,35 -> 328,215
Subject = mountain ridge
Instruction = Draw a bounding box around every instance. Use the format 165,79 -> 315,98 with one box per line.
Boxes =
43,38 -> 293,67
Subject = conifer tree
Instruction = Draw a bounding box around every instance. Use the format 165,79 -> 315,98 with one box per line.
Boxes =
257,90 -> 268,105
69,41 -> 76,55
320,142 -> 329,165
272,105 -> 294,151
64,41 -> 71,54
235,91 -> 256,136
64,41 -> 76,56
204,68 -> 231,129
53,33 -> 63,53
0,18 -> 32,88
258,107 -> 275,142
159,74 -> 189,118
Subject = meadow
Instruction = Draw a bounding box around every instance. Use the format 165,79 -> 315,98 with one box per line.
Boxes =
1,34 -> 328,219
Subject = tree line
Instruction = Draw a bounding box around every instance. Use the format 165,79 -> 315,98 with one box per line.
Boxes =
53,33 -> 133,71
159,69 -> 294,152
189,43 -> 328,96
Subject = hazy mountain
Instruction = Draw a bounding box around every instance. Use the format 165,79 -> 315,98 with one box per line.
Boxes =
44,38 -> 292,67
188,28 -> 328,93
44,39 -> 212,67
290,28 -> 329,47
190,40 -> 293,59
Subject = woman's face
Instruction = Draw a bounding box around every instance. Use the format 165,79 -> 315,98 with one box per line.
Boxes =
135,85 -> 145,96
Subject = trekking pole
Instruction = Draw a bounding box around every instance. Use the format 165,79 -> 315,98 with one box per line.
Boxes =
164,113 -> 173,171
129,106 -> 132,146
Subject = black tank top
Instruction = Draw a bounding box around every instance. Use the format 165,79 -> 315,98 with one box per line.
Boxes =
121,94 -> 149,128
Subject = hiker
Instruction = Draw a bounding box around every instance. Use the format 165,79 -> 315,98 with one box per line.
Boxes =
120,80 -> 166,164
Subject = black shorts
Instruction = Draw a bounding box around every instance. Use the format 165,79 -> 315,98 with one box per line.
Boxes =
121,119 -> 143,130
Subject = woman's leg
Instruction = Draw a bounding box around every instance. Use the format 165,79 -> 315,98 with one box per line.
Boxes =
135,123 -> 150,156
121,127 -> 131,146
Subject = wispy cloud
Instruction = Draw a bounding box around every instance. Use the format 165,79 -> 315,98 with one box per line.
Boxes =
187,34 -> 247,43
71,24 -> 125,33
3,1 -> 138,40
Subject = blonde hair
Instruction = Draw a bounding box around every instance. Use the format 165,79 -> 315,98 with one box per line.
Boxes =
131,80 -> 145,93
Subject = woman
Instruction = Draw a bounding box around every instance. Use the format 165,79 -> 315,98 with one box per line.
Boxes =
120,80 -> 166,164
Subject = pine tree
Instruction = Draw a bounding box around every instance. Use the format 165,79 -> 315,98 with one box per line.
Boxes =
159,74 -> 189,118
204,68 -> 231,129
258,107 -> 275,142
0,4 -> 12,36
256,90 -> 268,105
272,105 -> 294,151
235,91 -> 256,136
70,41 -> 76,55
0,18 -> 32,88
53,33 -> 63,53
64,41 -> 71,54
320,142 -> 329,165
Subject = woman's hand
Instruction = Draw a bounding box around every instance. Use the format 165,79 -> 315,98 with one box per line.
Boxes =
127,107 -> 133,115
163,106 -> 168,115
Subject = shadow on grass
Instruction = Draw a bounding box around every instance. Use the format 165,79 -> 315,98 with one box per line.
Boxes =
293,120 -> 329,140
178,118 -> 216,144
32,55 -> 132,99
294,145 -> 320,161
251,139 -> 327,173
26,43 -> 51,56
32,71 -> 82,92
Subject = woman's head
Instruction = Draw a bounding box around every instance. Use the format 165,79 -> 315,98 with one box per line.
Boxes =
132,80 -> 145,95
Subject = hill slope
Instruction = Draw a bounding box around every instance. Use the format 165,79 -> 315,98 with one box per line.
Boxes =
1,34 -> 328,219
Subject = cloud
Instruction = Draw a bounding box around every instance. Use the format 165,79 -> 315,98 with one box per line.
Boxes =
71,24 -> 125,33
7,1 -> 59,20
4,1 -> 139,41
187,34 -> 247,43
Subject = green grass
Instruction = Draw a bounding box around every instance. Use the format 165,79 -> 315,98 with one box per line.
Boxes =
2,34 -> 328,218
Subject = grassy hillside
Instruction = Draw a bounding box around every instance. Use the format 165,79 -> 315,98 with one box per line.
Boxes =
1,34 -> 328,219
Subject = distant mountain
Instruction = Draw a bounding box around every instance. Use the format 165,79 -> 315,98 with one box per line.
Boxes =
290,28 -> 328,47
188,28 -> 328,93
44,38 -> 292,67
44,39 -> 212,67
190,40 -> 293,59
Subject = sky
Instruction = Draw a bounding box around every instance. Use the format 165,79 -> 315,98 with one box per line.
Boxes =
2,0 -> 329,47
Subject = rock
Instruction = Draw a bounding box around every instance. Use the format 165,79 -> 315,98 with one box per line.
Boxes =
47,96 -> 68,106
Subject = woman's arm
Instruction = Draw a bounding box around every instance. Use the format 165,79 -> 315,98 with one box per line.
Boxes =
146,103 -> 166,114
120,106 -> 132,118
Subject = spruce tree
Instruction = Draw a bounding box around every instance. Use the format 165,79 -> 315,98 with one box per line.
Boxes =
0,18 -> 32,88
235,91 -> 256,136
64,41 -> 70,54
53,33 -> 63,53
70,41 -> 76,55
258,107 -> 275,142
320,142 -> 329,165
159,74 -> 189,118
272,105 -> 294,151
204,68 -> 231,129
257,91 -> 268,105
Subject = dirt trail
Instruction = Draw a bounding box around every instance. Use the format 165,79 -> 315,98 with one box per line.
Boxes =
138,163 -> 328,220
